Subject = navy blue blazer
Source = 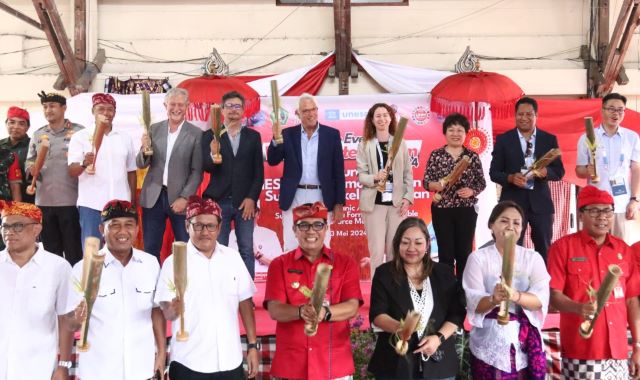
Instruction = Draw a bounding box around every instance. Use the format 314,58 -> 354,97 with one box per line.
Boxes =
489,128 -> 565,215
266,124 -> 345,211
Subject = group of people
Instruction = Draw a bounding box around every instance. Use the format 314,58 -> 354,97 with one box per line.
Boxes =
1,88 -> 640,380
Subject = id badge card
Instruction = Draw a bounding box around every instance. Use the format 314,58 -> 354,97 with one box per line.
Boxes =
521,163 -> 534,190
614,286 -> 624,299
610,176 -> 627,196
381,182 -> 393,202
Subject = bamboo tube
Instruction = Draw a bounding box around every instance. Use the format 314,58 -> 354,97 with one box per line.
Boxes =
76,237 -> 104,352
304,263 -> 333,337
523,148 -> 561,176
26,135 -> 49,195
376,117 -> 408,192
173,242 -> 189,342
142,91 -> 153,156
271,80 -> 283,145
210,104 -> 222,164
579,264 -> 622,339
85,119 -> 107,175
433,155 -> 471,203
394,310 -> 421,355
584,117 -> 600,183
497,231 -> 517,325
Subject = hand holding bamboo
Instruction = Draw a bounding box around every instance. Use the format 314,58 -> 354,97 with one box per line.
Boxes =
85,117 -> 107,175
497,231 -> 517,325
173,242 -> 189,342
77,237 -> 105,352
433,155 -> 471,203
394,310 -> 421,355
523,148 -> 561,177
584,117 -> 599,183
376,117 -> 408,192
142,90 -> 153,156
304,263 -> 333,337
26,135 -> 49,195
271,80 -> 283,145
210,104 -> 222,164
579,264 -> 622,338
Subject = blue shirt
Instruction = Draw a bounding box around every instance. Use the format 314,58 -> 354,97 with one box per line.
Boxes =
300,124 -> 320,186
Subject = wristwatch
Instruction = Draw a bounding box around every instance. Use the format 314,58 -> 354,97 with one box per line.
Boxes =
323,305 -> 332,322
58,360 -> 72,369
435,332 -> 446,344
631,196 -> 638,202
247,341 -> 262,351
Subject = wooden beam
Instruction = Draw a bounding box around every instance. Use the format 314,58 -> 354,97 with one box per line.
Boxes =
74,0 -> 86,66
32,0 -> 82,94
0,1 -> 42,30
597,0 -> 640,96
333,0 -> 351,95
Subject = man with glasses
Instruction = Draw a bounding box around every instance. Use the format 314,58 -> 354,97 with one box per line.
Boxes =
548,186 -> 640,379
0,202 -> 74,379
576,93 -> 640,245
267,93 -> 346,252
155,195 -> 258,379
264,202 -> 362,380
2,106 -> 32,203
490,96 -> 565,262
137,88 -> 203,260
26,92 -> 84,265
66,200 -> 166,380
201,91 -> 264,278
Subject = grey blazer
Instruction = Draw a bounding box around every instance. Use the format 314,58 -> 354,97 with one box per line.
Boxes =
136,120 -> 203,209
356,136 -> 414,213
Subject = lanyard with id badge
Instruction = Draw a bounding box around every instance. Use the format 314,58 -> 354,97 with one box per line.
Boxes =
376,140 -> 393,202
521,140 -> 535,190
602,148 -> 627,196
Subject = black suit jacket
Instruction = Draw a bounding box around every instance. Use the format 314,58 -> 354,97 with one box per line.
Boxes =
368,262 -> 465,379
489,128 -> 565,215
201,127 -> 264,208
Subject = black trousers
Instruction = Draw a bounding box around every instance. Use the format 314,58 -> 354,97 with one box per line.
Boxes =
40,206 -> 83,265
169,362 -> 244,380
519,211 -> 553,263
431,205 -> 478,281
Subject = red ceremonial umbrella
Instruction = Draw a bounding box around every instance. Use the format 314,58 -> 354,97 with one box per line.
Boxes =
430,71 -> 524,120
177,75 -> 261,121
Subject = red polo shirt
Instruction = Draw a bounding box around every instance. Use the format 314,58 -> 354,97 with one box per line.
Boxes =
264,247 -> 363,380
548,230 -> 640,360
8,153 -> 21,182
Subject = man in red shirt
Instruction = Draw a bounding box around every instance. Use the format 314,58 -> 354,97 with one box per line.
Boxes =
264,201 -> 362,380
548,185 -> 640,379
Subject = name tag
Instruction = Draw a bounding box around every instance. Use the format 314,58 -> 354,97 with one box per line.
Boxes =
570,257 -> 587,262
614,286 -> 624,299
610,176 -> 627,197
381,182 -> 393,202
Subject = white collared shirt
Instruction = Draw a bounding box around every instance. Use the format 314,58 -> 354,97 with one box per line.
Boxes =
576,125 -> 640,212
163,121 -> 184,186
155,241 -> 256,373
68,248 -> 160,380
68,128 -> 137,210
517,127 -> 537,159
300,124 -> 321,186
0,246 -> 73,380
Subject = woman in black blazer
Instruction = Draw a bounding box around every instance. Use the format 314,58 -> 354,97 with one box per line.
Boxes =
368,217 -> 465,380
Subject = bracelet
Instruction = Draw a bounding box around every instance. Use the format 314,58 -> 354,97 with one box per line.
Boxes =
489,294 -> 496,305
298,305 -> 303,320
516,291 -> 522,303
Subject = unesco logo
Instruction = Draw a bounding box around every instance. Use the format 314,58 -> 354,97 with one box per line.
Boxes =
411,106 -> 430,126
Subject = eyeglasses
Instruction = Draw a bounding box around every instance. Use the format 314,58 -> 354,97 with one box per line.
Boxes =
603,107 -> 625,114
582,207 -> 614,218
295,221 -> 326,231
189,222 -> 219,232
1,222 -> 39,233
525,141 -> 533,158
421,349 -> 444,362
223,103 -> 243,110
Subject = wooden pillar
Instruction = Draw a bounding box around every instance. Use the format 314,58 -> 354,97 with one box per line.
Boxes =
333,0 -> 351,95
74,0 -> 86,69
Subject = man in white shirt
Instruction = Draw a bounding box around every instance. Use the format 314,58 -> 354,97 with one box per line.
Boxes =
576,92 -> 640,244
68,93 -> 137,246
137,88 -> 203,260
68,199 -> 166,380
0,201 -> 74,380
155,195 -> 259,379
